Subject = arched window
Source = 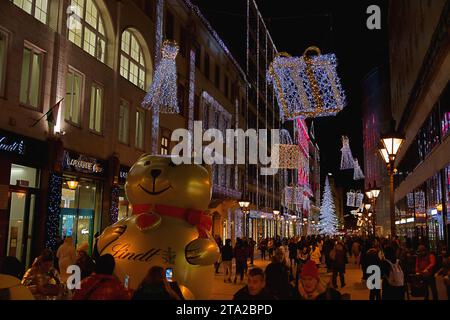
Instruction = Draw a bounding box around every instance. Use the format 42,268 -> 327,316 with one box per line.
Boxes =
67,0 -> 107,63
12,0 -> 49,24
120,29 -> 146,90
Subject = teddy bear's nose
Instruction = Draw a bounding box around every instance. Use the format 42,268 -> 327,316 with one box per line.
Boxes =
150,169 -> 162,179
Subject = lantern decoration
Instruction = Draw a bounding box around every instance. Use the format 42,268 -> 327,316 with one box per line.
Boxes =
346,190 -> 356,207
267,46 -> 346,121
353,158 -> 365,181
142,40 -> 179,113
355,191 -> 364,208
340,136 -> 355,170
272,129 -> 303,169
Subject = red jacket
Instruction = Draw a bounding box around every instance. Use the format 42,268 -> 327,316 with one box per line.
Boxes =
72,274 -> 130,300
416,254 -> 436,274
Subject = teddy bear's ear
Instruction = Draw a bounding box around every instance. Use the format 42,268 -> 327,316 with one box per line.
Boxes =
137,153 -> 152,161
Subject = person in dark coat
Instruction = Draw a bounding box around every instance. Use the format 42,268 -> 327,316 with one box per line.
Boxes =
221,239 -> 234,283
132,266 -> 181,300
331,241 -> 347,288
265,248 -> 294,299
234,238 -> 248,284
259,238 -> 268,260
233,267 -> 275,300
381,246 -> 405,300
365,246 -> 382,300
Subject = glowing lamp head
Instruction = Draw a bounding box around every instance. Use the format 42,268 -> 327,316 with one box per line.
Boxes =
67,180 -> 79,190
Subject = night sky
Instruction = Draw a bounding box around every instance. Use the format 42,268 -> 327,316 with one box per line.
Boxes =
192,0 -> 389,192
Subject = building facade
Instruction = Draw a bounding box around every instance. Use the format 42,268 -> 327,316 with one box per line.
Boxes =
388,0 -> 449,250
0,0 -> 247,265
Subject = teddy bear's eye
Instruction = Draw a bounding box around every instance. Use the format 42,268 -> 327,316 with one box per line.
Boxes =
144,160 -> 151,166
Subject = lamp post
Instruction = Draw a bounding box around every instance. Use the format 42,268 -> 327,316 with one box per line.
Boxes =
378,127 -> 405,238
273,210 -> 280,237
239,200 -> 251,238
364,202 -> 372,236
365,182 -> 381,237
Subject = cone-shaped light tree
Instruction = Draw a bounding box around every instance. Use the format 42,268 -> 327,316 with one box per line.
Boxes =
319,176 -> 338,235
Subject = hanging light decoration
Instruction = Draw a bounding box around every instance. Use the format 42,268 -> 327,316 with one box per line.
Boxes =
353,158 -> 365,180
346,189 -> 356,207
142,40 -> 179,113
340,136 -> 355,170
267,46 -> 346,121
355,191 -> 364,208
272,129 -> 304,169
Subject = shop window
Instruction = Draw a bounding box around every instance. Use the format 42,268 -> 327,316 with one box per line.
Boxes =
224,74 -> 229,98
179,26 -> 187,57
440,83 -> 450,139
135,108 -> 145,149
118,99 -> 130,144
12,0 -> 48,24
0,30 -> 7,97
10,164 -> 39,188
120,29 -> 147,90
194,42 -> 201,69
178,84 -> 185,116
65,68 -> 83,125
160,137 -> 169,155
60,178 -> 102,253
118,194 -> 130,220
20,45 -> 43,109
215,64 -> 220,88
67,0 -> 107,63
89,83 -> 103,133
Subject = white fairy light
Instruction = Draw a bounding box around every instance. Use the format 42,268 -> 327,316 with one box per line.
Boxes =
340,136 -> 355,170
188,49 -> 196,150
267,48 -> 346,121
353,158 -> 365,181
142,40 -> 179,114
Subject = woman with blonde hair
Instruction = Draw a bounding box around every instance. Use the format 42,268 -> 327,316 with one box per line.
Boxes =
56,236 -> 77,283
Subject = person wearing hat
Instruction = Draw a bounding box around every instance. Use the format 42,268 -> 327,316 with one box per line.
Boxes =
415,245 -> 437,300
298,260 -> 342,300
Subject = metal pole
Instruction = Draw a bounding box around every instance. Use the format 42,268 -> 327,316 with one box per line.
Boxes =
373,198 -> 377,237
389,163 -> 396,238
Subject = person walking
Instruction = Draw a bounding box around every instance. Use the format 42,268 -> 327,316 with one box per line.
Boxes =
330,241 -> 347,289
265,248 -> 294,299
72,254 -> 130,300
288,238 -> 298,273
75,242 -> 95,280
234,238 -> 248,284
56,236 -> 77,284
310,243 -> 321,269
248,238 -> 256,266
221,239 -> 234,283
365,245 -> 382,300
259,238 -> 267,260
214,235 -> 223,274
381,246 -> 405,300
268,238 -> 274,260
352,239 -> 361,265
416,245 -> 437,300
132,266 -> 181,300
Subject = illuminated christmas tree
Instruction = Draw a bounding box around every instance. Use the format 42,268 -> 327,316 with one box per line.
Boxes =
319,176 -> 338,235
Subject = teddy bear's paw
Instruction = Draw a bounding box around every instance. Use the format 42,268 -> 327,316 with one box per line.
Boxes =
185,238 -> 220,265
135,212 -> 162,232
97,224 -> 127,255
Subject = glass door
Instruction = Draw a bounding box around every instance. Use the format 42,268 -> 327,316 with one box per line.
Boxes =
7,190 -> 37,267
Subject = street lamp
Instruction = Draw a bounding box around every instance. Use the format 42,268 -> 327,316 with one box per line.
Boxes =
378,125 -> 405,237
239,200 -> 251,238
365,181 -> 381,237
273,210 -> 280,237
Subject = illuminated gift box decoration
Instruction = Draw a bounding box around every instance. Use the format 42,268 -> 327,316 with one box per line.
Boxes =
346,190 -> 356,207
272,129 -> 304,169
268,46 -> 346,121
142,40 -> 179,113
355,191 -> 364,208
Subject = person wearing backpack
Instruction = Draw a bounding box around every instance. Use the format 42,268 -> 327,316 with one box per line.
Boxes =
381,246 -> 405,300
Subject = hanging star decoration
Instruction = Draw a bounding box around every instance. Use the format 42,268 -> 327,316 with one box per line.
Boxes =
142,40 -> 179,113
340,136 -> 355,170
267,46 -> 346,121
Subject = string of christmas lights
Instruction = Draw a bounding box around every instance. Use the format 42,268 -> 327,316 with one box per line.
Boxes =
340,136 -> 355,170
109,186 -> 119,224
353,158 -> 365,181
45,173 -> 62,250
188,49 -> 196,147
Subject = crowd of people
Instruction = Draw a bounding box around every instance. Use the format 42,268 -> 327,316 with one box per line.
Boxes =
0,234 -> 449,300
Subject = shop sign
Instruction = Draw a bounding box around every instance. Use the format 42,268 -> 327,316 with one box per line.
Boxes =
63,151 -> 106,176
119,166 -> 130,184
0,132 -> 25,156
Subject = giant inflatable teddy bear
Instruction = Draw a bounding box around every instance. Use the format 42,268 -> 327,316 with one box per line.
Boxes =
95,155 -> 220,299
